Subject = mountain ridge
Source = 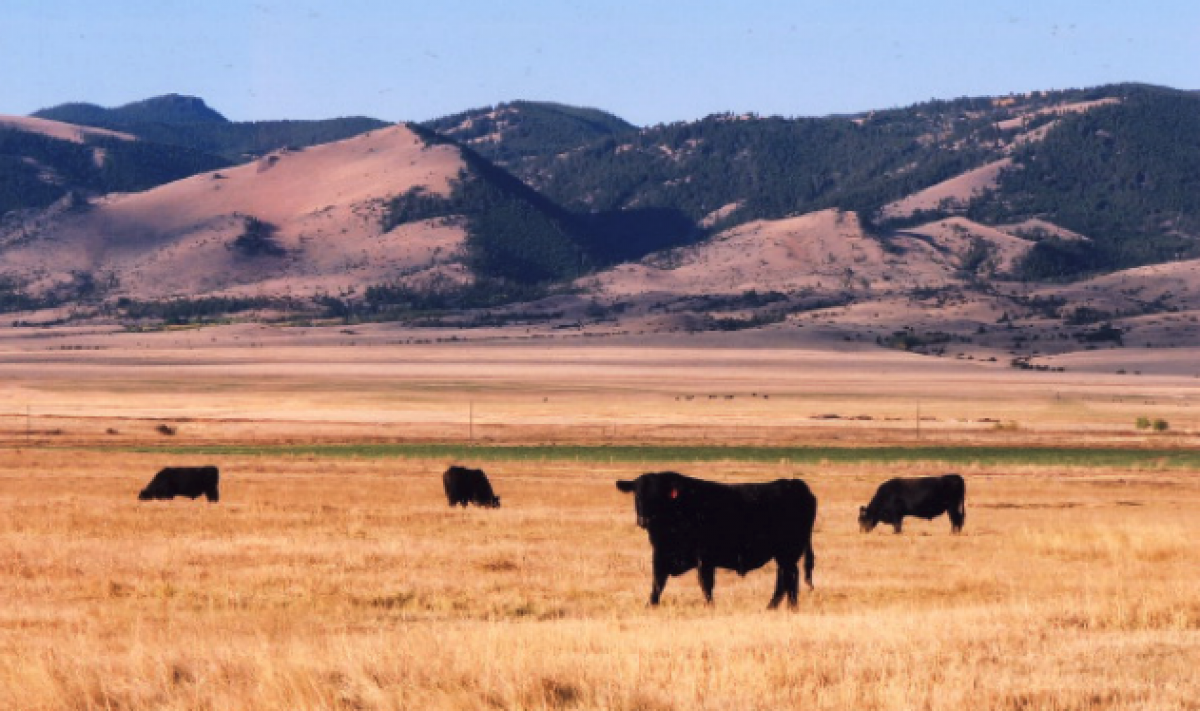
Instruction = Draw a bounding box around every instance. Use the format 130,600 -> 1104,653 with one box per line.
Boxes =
3,83 -> 1200,361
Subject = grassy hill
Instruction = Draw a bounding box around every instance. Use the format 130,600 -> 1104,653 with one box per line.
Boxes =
3,94 -> 390,217
969,85 -> 1200,278
473,84 -> 1198,278
24,85 -> 1199,282
384,124 -> 592,284
384,124 -> 695,284
0,125 -> 230,216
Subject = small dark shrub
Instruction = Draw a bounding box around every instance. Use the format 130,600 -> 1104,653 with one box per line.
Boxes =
231,216 -> 285,257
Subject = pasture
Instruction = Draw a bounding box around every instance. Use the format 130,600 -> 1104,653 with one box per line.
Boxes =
1,332 -> 1199,709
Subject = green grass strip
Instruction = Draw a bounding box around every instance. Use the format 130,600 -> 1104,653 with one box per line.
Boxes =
115,444 -> 1200,469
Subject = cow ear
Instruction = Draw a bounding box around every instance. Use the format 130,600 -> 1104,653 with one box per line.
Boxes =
616,480 -> 635,493
859,506 -> 867,514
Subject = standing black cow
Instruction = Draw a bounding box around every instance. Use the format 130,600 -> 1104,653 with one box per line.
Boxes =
442,465 -> 500,508
138,466 -> 220,502
858,474 -> 965,534
616,471 -> 817,608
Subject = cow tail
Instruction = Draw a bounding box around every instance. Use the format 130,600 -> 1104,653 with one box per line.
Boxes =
804,496 -> 817,589
954,478 -> 967,532
805,539 -> 816,588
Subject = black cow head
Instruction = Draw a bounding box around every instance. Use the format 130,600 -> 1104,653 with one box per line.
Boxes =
858,506 -> 878,533
138,486 -> 164,501
487,495 -> 501,508
616,472 -> 685,529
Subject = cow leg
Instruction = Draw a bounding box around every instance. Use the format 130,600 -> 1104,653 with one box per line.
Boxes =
803,542 -> 815,591
950,505 -> 965,534
697,563 -> 716,605
779,559 -> 801,608
892,517 -> 903,534
649,552 -> 671,606
205,487 -> 219,503
768,563 -> 791,609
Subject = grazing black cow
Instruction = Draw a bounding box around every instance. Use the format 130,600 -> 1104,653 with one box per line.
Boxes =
138,466 -> 220,502
615,471 -> 817,608
858,474 -> 965,534
442,465 -> 500,508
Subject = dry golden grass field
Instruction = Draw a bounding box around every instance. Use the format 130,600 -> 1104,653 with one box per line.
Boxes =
2,330 -> 1200,710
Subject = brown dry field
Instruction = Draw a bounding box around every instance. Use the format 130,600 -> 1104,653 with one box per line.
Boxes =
5,324 -> 1200,447
2,330 -> 1200,709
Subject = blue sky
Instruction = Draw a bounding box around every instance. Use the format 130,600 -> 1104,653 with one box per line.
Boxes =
8,0 -> 1199,126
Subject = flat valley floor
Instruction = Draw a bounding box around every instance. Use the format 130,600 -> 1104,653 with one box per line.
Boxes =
1,325 -> 1198,710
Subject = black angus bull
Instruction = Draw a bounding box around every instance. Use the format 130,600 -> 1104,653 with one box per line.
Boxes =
858,474 -> 965,534
442,466 -> 500,508
138,466 -> 220,502
616,472 -> 817,608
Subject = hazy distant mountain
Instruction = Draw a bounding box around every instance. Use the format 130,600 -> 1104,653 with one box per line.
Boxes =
33,94 -> 390,162
36,94 -> 229,126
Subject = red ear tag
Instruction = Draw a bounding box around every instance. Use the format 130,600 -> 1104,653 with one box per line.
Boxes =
669,488 -> 679,500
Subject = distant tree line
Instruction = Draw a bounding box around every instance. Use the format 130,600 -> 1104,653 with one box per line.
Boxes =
114,296 -> 279,324
423,100 -> 636,167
